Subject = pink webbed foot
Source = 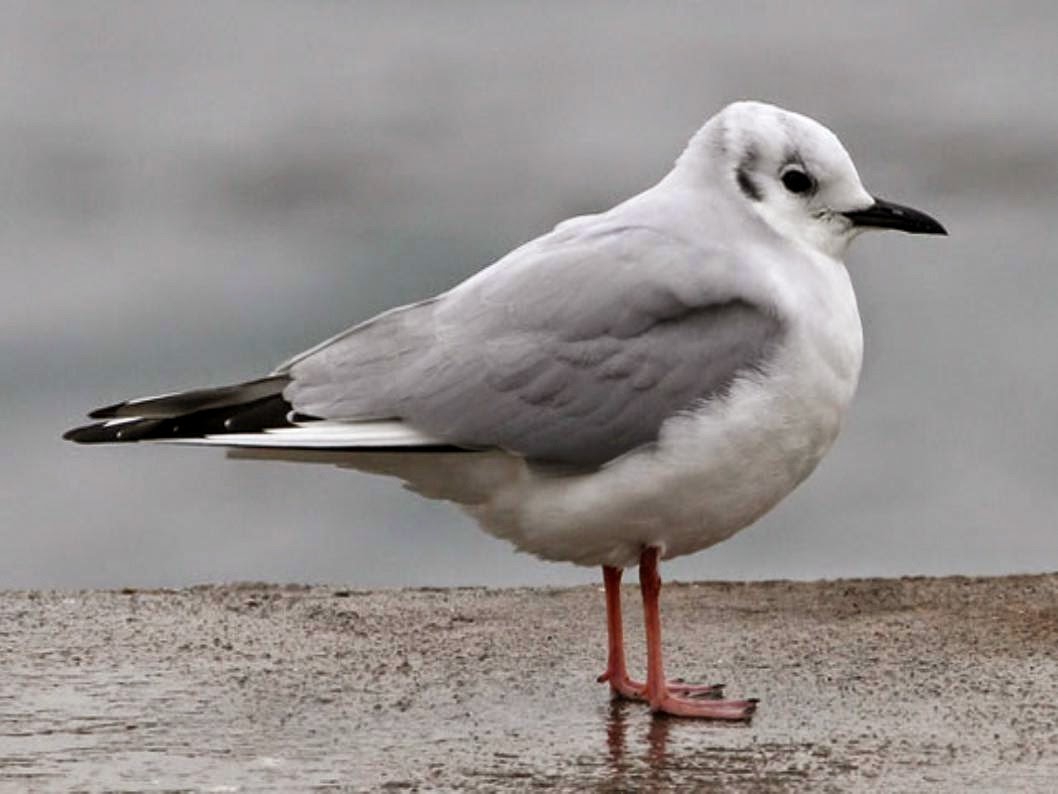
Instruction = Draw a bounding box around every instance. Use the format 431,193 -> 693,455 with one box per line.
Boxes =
667,677 -> 727,699
651,686 -> 757,721
597,669 -> 646,700
598,670 -> 725,702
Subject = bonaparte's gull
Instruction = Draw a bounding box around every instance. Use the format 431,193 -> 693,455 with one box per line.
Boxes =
66,101 -> 946,719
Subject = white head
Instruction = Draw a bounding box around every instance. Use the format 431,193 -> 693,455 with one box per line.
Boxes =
677,101 -> 945,258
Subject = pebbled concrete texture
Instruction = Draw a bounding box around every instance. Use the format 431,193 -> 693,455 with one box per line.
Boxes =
1,574 -> 1056,792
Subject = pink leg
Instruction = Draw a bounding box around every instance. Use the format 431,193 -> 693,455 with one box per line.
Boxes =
598,565 -> 725,702
639,547 -> 757,720
597,565 -> 647,699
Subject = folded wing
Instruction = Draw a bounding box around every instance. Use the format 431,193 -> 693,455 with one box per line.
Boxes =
284,225 -> 783,466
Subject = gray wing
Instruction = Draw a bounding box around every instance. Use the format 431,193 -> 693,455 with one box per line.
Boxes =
283,225 -> 782,466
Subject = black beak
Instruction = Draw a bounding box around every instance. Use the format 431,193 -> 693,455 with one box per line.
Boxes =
842,197 -> 947,235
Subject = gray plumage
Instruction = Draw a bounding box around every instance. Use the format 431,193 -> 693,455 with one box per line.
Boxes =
281,224 -> 782,466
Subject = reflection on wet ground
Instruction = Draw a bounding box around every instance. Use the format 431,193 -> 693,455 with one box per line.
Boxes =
598,699 -> 826,792
606,700 -> 683,787
4,577 -> 1056,791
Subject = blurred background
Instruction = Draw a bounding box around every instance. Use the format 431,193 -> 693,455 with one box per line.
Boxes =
3,1 -> 1056,589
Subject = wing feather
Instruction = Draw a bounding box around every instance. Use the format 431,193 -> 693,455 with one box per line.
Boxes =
284,224 -> 782,466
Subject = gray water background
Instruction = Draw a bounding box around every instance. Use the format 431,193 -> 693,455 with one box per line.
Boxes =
3,1 -> 1056,589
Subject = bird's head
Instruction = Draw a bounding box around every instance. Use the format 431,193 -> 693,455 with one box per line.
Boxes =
679,101 -> 946,259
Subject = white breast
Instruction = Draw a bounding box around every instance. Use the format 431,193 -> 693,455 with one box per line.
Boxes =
466,255 -> 864,568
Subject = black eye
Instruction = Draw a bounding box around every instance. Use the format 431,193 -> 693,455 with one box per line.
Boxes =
781,169 -> 814,194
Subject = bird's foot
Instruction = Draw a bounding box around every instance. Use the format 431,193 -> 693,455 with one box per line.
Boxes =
651,687 -> 757,721
667,677 -> 728,699
598,671 -> 725,701
597,669 -> 647,700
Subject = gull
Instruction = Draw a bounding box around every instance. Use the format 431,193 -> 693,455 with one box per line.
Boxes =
65,101 -> 946,720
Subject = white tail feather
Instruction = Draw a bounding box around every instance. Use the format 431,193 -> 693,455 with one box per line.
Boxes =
153,420 -> 446,449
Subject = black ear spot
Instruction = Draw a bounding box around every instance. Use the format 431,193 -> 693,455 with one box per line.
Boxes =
736,166 -> 762,201
781,168 -> 815,195
735,146 -> 763,202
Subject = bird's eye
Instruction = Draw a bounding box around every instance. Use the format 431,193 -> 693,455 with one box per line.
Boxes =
781,169 -> 814,195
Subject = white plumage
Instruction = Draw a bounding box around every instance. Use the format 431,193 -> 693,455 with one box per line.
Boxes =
66,101 -> 945,720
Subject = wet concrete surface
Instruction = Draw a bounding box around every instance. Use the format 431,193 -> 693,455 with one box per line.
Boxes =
1,574 -> 1056,792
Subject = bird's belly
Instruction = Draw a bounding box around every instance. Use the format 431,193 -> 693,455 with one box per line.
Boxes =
468,325 -> 863,567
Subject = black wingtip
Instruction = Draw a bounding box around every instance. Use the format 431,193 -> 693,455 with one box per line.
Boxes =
88,402 -> 127,419
65,392 -> 300,445
63,423 -> 114,443
63,418 -> 170,443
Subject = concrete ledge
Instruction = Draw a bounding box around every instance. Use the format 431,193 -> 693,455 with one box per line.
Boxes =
2,574 -> 1057,791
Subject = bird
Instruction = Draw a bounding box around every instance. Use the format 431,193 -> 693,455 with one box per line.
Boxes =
65,101 -> 946,720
